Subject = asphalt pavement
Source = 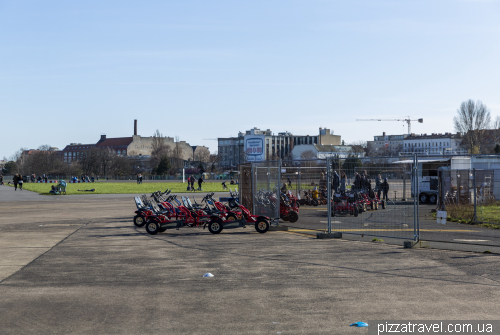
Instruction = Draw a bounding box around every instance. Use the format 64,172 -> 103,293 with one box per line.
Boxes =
1,185 -> 499,334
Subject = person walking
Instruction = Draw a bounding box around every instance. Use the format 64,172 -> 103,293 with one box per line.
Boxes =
381,178 -> 390,201
13,174 -> 19,191
18,174 -> 24,190
0,174 -> 3,185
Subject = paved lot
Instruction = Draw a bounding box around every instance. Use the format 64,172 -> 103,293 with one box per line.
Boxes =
1,185 -> 500,334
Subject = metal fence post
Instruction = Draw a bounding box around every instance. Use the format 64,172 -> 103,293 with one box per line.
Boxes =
327,158 -> 332,234
298,166 -> 301,199
473,168 -> 477,223
415,154 -> 419,242
251,162 -> 256,214
277,159 -> 282,225
403,166 -> 406,201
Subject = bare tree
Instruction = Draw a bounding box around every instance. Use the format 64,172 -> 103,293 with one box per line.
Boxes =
348,141 -> 367,155
454,99 -> 491,153
150,130 -> 172,169
300,150 -> 317,167
494,116 -> 500,130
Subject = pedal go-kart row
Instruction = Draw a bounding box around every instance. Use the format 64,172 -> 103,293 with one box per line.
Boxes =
331,188 -> 387,217
133,189 -> 271,235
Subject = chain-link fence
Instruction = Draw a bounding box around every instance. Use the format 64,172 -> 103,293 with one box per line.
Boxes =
239,155 -> 500,247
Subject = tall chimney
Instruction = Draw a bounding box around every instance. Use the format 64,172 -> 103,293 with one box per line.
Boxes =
134,119 -> 137,136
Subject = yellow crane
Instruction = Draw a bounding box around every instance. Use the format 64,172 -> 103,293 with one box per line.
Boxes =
356,117 -> 423,134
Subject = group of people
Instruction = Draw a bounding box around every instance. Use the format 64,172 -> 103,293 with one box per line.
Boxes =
187,175 -> 204,192
136,174 -> 143,184
330,170 -> 390,201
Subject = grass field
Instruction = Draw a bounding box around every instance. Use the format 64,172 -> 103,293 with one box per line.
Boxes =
6,182 -> 233,195
432,203 -> 500,229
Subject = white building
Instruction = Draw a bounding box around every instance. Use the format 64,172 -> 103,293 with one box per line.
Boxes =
291,144 -> 364,162
402,132 -> 464,155
367,132 -> 408,156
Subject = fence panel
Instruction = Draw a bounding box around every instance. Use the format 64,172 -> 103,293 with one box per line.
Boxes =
252,161 -> 281,222
420,167 -> 500,247
281,161 -> 329,232
328,158 -> 416,240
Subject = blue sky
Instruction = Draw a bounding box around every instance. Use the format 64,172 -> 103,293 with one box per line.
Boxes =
1,0 -> 500,159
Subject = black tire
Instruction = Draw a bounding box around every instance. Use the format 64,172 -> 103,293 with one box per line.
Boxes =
159,227 -> 167,232
208,219 -> 223,234
354,207 -> 359,217
381,200 -> 386,209
255,219 -> 269,233
134,215 -> 146,227
229,200 -> 237,208
287,211 -> 299,223
312,199 -> 319,206
429,194 -> 437,204
419,193 -> 428,203
146,222 -> 160,235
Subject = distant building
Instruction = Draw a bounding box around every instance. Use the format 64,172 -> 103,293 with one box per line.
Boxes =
402,132 -> 464,155
367,132 -> 408,157
291,144 -> 364,162
61,120 -> 209,163
218,127 -> 341,167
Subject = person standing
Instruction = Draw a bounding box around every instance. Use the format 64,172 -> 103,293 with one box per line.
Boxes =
198,176 -> 203,191
332,171 -> 340,193
339,172 -> 347,195
381,178 -> 390,201
0,174 -> 3,185
190,176 -> 196,192
375,174 -> 382,199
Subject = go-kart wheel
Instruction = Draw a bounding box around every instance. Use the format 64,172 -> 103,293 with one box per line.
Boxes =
146,222 -> 160,235
255,219 -> 270,233
208,220 -> 223,234
381,200 -> 386,209
354,207 -> 359,217
312,199 -> 319,206
281,215 -> 289,222
133,215 -> 146,227
287,211 -> 299,223
225,214 -> 237,222
159,227 -> 167,232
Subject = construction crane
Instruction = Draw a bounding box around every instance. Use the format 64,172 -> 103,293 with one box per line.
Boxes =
356,117 -> 423,135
